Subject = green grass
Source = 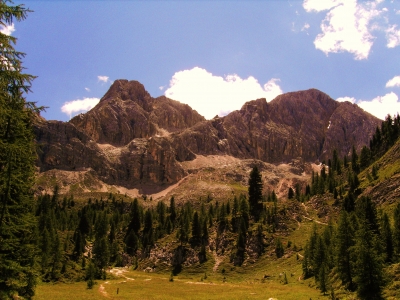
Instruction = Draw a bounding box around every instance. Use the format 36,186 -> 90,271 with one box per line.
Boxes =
35,270 -> 328,300
34,281 -> 103,300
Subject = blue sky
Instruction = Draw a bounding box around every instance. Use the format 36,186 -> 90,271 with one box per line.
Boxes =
4,0 -> 400,121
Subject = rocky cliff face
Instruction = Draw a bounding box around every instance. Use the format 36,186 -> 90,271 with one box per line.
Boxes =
69,80 -> 205,146
35,81 -> 382,191
171,89 -> 380,163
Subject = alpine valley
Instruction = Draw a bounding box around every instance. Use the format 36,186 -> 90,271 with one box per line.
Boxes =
32,80 -> 400,300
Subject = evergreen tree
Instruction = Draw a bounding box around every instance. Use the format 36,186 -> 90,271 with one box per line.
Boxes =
381,212 -> 393,263
288,187 -> 294,199
353,225 -> 384,300
125,230 -> 139,256
191,211 -> 201,244
393,203 -> 400,259
86,260 -> 96,289
351,145 -> 359,173
234,217 -> 247,265
169,196 -> 176,224
335,211 -> 355,290
248,166 -> 263,220
127,198 -> 141,235
356,196 -> 379,233
0,2 -> 41,298
50,232 -> 62,281
275,238 -> 284,258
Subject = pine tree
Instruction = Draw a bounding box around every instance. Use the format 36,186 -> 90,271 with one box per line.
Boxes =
288,187 -> 294,199
275,238 -> 284,258
353,225 -> 384,300
393,203 -> 400,259
191,211 -> 201,244
169,196 -> 176,225
381,212 -> 393,263
235,217 -> 247,265
127,198 -> 141,235
248,166 -> 263,220
0,2 -> 42,298
335,211 -> 355,290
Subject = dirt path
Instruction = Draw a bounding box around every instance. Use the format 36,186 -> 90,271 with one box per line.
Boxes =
302,215 -> 328,225
98,283 -> 110,298
212,251 -> 223,272
150,177 -> 187,200
109,267 -> 135,281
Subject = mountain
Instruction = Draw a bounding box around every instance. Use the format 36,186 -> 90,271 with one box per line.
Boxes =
34,80 -> 381,194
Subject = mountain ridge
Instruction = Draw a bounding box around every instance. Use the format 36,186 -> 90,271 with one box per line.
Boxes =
34,80 -> 381,193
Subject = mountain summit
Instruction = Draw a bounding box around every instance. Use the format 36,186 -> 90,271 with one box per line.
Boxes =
35,80 -> 381,192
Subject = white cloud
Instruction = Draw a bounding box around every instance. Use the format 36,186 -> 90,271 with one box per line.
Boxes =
386,76 -> 400,88
337,92 -> 400,120
302,23 -> 311,33
61,97 -> 100,119
357,92 -> 400,120
303,0 -> 343,12
302,0 -> 400,59
337,96 -> 356,103
97,75 -> 109,83
85,87 -> 90,92
164,67 -> 283,119
386,24 -> 400,48
0,23 -> 15,36
314,0 -> 381,60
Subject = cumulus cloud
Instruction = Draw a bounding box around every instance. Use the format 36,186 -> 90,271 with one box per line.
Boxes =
337,96 -> 356,103
386,24 -> 400,48
61,97 -> 100,119
0,23 -> 15,36
357,92 -> 400,120
386,76 -> 400,88
97,75 -> 109,83
303,0 -> 400,59
337,92 -> 400,120
164,67 -> 283,119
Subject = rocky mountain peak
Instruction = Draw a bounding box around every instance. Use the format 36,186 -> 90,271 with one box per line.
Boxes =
36,82 -> 383,193
100,79 -> 151,106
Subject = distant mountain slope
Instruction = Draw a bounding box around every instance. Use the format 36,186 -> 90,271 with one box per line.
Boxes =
34,80 -> 381,191
172,88 -> 380,163
69,80 -> 205,146
361,137 -> 400,205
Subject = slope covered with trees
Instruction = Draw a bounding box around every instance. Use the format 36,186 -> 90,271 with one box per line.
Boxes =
0,2 -> 44,299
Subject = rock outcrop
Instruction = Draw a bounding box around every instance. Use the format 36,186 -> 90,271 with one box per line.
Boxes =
69,80 -> 205,146
35,81 -> 382,191
171,89 -> 380,163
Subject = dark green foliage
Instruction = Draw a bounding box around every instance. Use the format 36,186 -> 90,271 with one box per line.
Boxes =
275,238 -> 284,258
248,166 -> 263,220
359,146 -> 371,171
191,211 -> 201,245
0,2 -> 42,298
394,203 -> 400,259
169,196 -> 176,224
86,260 -> 96,289
351,145 -> 359,173
127,198 -> 141,234
381,212 -> 393,263
125,230 -> 139,256
288,187 -> 294,199
355,196 -> 379,233
353,225 -> 384,300
335,211 -> 355,290
234,217 -> 247,266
